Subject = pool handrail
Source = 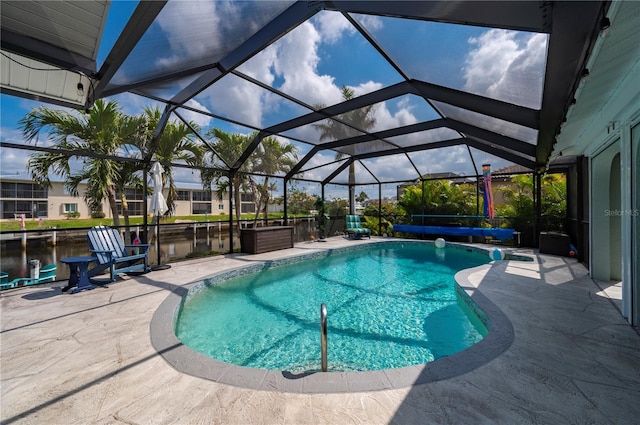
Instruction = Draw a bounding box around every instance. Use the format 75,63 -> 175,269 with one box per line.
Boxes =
320,303 -> 327,372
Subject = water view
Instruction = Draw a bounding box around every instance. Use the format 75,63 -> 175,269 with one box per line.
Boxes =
1,219 -> 322,282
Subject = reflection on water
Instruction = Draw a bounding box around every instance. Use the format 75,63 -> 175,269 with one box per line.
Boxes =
0,221 -> 317,281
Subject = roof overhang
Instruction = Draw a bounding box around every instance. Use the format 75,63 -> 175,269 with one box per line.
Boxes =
0,0 -> 110,109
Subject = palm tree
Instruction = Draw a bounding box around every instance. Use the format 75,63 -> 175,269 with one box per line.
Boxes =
138,107 -> 203,216
252,136 -> 298,222
313,86 -> 377,214
20,99 -> 137,227
356,191 -> 369,204
201,129 -> 254,222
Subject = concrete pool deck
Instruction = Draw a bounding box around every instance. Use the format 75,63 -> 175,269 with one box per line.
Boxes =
2,237 -> 639,424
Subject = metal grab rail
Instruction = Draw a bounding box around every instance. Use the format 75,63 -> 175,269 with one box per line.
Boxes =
320,303 -> 327,372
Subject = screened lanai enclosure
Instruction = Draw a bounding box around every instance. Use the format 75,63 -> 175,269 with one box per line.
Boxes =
1,1 -> 610,254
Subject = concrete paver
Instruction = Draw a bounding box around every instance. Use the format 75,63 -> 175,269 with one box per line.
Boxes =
1,238 -> 639,424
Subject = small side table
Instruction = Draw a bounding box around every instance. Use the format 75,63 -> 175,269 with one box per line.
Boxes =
61,256 -> 97,294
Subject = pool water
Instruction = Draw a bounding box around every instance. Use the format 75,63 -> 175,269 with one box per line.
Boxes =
175,243 -> 490,372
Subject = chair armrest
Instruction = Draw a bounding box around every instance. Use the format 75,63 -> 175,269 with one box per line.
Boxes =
124,244 -> 150,253
90,249 -> 115,260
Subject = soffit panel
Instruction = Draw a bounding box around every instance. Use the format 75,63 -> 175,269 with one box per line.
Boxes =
0,50 -> 93,109
1,0 -> 108,60
556,1 -> 640,155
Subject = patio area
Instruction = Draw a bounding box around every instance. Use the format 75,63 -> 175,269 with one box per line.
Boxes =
1,237 -> 639,424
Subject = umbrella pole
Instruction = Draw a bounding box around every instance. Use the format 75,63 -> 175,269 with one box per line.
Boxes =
157,214 -> 161,266
151,213 -> 171,271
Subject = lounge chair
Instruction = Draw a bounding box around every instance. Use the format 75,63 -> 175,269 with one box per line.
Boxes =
25,264 -> 57,285
345,215 -> 371,239
0,271 -> 16,290
87,226 -> 150,282
0,264 -> 57,289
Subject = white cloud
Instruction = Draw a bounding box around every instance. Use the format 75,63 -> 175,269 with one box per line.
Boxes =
295,151 -> 343,182
200,76 -> 268,128
0,146 -> 32,177
154,1 -> 224,70
463,29 -> 548,109
371,102 -> 418,133
181,99 -> 213,128
357,15 -> 383,32
315,11 -> 355,44
350,81 -> 383,97
274,22 -> 342,107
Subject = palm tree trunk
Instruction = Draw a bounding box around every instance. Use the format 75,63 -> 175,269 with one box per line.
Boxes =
233,177 -> 242,222
262,177 -> 270,225
107,186 -> 121,227
120,192 -> 132,245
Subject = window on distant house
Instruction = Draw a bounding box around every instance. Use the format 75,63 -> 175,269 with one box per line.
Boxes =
192,203 -> 212,214
241,203 -> 255,213
192,190 -> 212,202
63,203 -> 77,213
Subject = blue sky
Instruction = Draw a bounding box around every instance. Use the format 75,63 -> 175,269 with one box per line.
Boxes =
0,2 -> 548,199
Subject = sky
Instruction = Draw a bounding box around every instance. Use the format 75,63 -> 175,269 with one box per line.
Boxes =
0,1 -> 548,199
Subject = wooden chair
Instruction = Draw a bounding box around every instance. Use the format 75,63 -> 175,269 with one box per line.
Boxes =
345,215 -> 371,239
87,226 -> 150,282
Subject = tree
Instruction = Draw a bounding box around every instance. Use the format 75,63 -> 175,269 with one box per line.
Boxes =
138,107 -> 203,216
356,191 -> 369,204
251,136 -> 298,221
313,86 -> 377,214
287,189 -> 316,215
497,173 -> 567,241
20,99 -> 139,227
397,179 -> 477,223
201,129 -> 254,221
326,198 -> 349,217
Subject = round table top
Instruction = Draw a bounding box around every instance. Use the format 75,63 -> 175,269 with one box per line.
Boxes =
61,256 -> 96,264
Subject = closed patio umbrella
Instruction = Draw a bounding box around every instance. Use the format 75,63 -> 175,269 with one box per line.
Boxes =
149,162 -> 170,270
482,164 -> 495,219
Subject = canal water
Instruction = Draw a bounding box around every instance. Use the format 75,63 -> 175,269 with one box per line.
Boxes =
0,218 -> 333,282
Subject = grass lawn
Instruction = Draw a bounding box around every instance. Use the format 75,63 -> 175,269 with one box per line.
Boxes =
0,213 -> 312,232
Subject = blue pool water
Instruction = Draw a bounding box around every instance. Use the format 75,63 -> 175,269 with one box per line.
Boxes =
175,243 -> 491,372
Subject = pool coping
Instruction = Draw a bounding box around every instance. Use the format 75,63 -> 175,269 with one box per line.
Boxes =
150,240 -> 518,393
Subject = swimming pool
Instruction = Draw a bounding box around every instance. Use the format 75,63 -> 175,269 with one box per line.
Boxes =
174,241 -> 490,372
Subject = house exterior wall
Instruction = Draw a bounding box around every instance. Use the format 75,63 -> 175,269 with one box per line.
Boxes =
0,178 -> 232,221
552,0 -> 639,326
47,181 -> 95,219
